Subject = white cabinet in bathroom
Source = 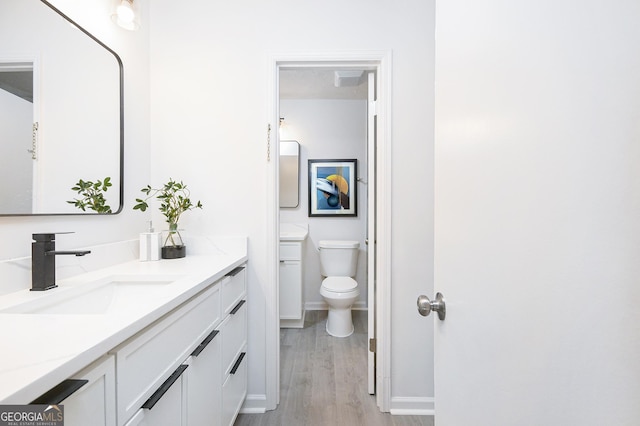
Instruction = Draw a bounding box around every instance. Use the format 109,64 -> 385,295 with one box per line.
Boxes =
279,241 -> 305,328
119,265 -> 247,426
113,283 -> 222,426
185,265 -> 247,426
58,355 -> 116,426
33,262 -> 248,426
123,364 -> 188,426
219,266 -> 248,426
186,328 -> 221,426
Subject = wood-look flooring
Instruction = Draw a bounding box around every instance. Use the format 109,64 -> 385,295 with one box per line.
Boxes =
234,310 -> 434,426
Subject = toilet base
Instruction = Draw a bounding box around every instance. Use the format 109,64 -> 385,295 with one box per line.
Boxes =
326,308 -> 354,337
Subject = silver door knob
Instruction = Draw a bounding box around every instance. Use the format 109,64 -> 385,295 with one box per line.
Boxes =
417,293 -> 446,320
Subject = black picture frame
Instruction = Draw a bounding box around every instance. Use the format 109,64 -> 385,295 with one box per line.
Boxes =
308,159 -> 357,217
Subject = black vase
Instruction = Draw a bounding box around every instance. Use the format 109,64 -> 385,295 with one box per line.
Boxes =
162,245 -> 186,259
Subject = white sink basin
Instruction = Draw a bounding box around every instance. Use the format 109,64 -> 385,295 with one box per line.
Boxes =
0,275 -> 182,315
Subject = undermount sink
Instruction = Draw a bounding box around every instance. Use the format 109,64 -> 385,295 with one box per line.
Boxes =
0,275 -> 182,315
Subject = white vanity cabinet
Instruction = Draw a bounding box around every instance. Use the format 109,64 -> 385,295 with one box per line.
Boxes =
219,266 -> 248,426
118,264 -> 247,426
186,329 -> 221,426
279,241 -> 305,328
185,265 -> 247,426
124,364 -> 189,426
113,283 -> 222,426
47,355 -> 117,426
32,262 -> 248,426
0,238 -> 249,426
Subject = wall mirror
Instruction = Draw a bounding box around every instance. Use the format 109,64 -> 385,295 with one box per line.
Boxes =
0,0 -> 123,215
280,141 -> 300,208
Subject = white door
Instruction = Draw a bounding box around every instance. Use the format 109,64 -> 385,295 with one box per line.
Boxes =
366,71 -> 376,394
433,1 -> 640,425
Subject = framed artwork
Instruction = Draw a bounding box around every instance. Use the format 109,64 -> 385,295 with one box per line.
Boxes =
308,159 -> 357,217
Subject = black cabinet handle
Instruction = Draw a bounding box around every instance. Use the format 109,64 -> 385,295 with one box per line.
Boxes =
225,266 -> 245,277
230,299 -> 246,315
31,379 -> 88,404
142,364 -> 188,410
230,352 -> 246,375
191,329 -> 220,357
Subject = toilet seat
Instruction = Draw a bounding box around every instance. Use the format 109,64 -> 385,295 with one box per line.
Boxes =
321,277 -> 357,293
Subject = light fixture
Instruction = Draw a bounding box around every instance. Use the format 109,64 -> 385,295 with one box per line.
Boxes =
278,117 -> 291,139
111,0 -> 139,31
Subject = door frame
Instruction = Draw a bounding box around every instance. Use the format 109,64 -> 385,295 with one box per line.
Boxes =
265,51 -> 393,412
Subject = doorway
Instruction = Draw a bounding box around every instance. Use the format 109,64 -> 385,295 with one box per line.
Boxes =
266,52 -> 392,413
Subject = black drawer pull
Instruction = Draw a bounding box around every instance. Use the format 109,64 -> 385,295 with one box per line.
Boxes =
31,379 -> 88,404
142,364 -> 188,410
191,329 -> 220,357
230,299 -> 246,315
230,352 -> 246,375
225,266 -> 245,277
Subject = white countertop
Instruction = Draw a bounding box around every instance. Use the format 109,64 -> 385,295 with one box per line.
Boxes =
0,237 -> 247,404
279,223 -> 309,242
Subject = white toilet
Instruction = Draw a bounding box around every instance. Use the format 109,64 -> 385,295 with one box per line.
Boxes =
318,240 -> 360,337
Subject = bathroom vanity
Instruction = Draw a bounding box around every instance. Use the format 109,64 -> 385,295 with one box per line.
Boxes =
0,238 -> 248,426
279,224 -> 308,328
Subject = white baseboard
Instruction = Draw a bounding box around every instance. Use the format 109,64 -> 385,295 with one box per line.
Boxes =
389,397 -> 435,416
305,301 -> 367,311
241,394 -> 434,416
240,394 -> 267,414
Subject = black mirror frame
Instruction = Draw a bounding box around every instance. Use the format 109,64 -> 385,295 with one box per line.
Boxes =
0,1 -> 124,216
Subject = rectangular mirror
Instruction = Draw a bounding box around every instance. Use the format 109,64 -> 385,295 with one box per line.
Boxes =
0,0 -> 123,215
280,141 -> 300,208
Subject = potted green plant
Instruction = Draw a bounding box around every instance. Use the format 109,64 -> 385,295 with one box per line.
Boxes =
134,178 -> 203,259
67,177 -> 113,213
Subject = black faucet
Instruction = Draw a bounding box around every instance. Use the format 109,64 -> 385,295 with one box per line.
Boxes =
31,233 -> 91,291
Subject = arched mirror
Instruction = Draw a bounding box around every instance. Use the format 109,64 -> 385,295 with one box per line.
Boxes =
0,0 -> 123,215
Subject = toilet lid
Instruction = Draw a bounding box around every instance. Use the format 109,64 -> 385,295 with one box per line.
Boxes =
322,277 -> 357,293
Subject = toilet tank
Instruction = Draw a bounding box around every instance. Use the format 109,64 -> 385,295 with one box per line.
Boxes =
318,240 -> 360,277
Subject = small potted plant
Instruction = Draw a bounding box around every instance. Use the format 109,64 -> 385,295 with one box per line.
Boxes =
134,178 -> 203,259
67,177 -> 113,213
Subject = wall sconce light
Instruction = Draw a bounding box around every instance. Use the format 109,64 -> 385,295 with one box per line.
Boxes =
112,0 -> 140,31
279,117 -> 293,139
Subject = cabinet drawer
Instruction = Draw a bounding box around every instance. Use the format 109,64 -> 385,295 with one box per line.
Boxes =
221,348 -> 247,426
61,356 -> 116,426
221,299 -> 247,375
114,284 -> 220,426
186,333 -> 222,426
221,266 -> 246,315
279,242 -> 301,261
123,365 -> 187,426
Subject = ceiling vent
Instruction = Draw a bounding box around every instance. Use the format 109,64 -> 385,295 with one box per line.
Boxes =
334,70 -> 364,87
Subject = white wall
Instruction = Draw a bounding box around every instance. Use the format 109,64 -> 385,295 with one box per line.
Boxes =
149,0 -> 435,411
280,99 -> 368,309
0,0 -> 150,261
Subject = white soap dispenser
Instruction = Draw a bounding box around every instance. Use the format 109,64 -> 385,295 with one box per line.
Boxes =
140,221 -> 162,261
